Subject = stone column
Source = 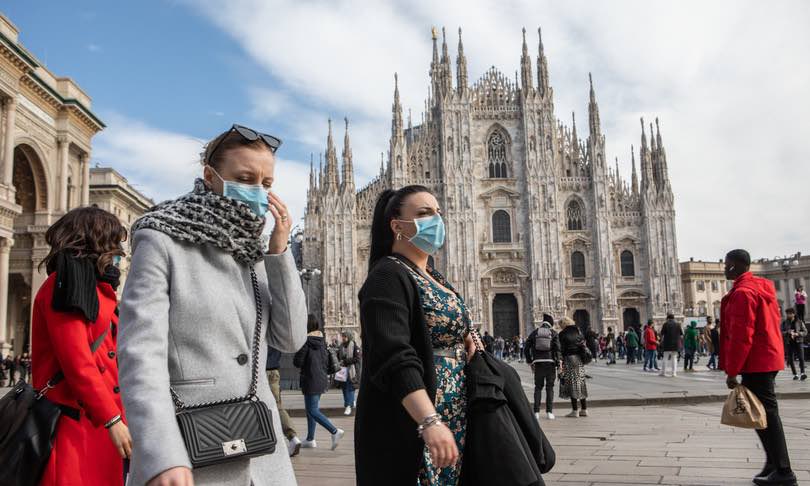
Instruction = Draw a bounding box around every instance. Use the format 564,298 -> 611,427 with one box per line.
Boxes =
80,153 -> 89,206
58,136 -> 69,212
2,97 -> 17,186
0,237 -> 13,355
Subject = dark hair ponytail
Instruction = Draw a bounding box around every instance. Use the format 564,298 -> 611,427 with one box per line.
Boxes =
368,184 -> 431,270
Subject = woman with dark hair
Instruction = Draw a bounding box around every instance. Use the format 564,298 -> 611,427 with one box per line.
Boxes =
558,317 -> 589,418
118,125 -> 307,486
293,315 -> 344,450
31,206 -> 131,485
355,185 -> 475,486
337,329 -> 360,415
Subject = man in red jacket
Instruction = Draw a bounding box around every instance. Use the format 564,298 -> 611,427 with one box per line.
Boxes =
721,249 -> 796,486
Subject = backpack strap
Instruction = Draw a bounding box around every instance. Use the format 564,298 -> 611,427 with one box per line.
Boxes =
39,321 -> 113,395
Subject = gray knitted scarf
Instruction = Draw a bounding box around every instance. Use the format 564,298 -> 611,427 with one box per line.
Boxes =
132,179 -> 266,265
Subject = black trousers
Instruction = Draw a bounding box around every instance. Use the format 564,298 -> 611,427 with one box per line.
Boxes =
533,362 -> 556,413
626,346 -> 637,364
786,341 -> 805,375
741,371 -> 792,471
796,303 -> 805,322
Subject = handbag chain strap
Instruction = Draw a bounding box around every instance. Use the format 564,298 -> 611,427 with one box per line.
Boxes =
171,267 -> 263,411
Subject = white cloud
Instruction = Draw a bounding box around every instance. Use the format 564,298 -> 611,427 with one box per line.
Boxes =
182,0 -> 810,260
91,113 -> 312,224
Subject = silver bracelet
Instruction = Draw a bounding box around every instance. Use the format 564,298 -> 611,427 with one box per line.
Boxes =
104,414 -> 122,429
416,413 -> 442,437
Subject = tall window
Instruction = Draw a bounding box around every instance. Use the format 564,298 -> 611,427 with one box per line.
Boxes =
571,251 -> 586,278
620,250 -> 635,277
566,200 -> 584,230
711,280 -> 719,292
696,280 -> 705,291
487,131 -> 508,178
492,210 -> 511,243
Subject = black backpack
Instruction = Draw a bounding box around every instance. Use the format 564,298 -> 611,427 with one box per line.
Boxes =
534,327 -> 553,352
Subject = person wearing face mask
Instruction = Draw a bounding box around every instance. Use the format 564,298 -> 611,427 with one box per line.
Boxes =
118,124 -> 307,486
355,185 -> 476,486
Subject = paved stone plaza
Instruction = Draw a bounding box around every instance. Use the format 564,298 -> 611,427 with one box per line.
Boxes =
290,398 -> 810,486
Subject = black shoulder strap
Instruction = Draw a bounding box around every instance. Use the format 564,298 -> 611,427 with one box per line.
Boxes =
45,321 -> 113,389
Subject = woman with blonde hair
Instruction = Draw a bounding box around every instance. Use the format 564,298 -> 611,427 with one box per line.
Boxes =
558,317 -> 590,418
119,124 -> 307,486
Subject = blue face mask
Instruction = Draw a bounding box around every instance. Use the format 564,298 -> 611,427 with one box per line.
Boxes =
211,168 -> 269,217
112,255 -> 122,267
401,214 -> 446,255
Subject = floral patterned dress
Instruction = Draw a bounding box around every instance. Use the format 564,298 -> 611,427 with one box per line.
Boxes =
391,257 -> 471,486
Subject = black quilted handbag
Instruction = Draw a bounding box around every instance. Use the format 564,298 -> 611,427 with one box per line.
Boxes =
171,268 -> 276,468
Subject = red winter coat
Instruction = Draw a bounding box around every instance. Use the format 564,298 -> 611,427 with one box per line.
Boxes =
719,272 -> 784,378
32,273 -> 125,486
644,326 -> 658,350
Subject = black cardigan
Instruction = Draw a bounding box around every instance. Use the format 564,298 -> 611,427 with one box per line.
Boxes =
355,255 -> 436,486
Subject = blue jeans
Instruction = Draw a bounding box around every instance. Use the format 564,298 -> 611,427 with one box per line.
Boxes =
707,352 -> 718,369
644,349 -> 657,369
304,394 -> 337,441
341,381 -> 355,407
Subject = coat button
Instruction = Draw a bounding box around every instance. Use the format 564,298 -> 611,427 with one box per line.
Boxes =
113,386 -> 120,394
236,354 -> 248,365
108,351 -> 116,359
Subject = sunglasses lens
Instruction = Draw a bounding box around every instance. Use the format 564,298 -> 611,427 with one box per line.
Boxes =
234,125 -> 258,141
261,134 -> 281,152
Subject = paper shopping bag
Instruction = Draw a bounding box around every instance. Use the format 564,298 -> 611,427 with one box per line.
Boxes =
720,385 -> 767,430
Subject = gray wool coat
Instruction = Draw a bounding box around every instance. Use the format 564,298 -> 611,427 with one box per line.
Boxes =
118,229 -> 307,486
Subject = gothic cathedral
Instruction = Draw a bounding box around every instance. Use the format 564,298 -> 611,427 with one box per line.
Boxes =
303,27 -> 682,339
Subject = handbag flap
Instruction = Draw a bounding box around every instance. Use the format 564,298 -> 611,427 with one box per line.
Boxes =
176,400 -> 276,466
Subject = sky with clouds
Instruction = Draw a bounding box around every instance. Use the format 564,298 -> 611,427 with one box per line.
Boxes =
4,0 -> 809,261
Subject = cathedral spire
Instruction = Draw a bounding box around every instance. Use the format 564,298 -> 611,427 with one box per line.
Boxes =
639,117 -> 653,191
324,118 -> 339,190
391,73 -> 403,137
631,145 -> 639,195
441,27 -> 453,94
429,26 -> 440,101
318,152 -> 323,191
341,117 -> 354,192
456,27 -> 468,92
571,111 -> 580,161
308,152 -> 315,192
655,117 -> 671,192
588,73 -> 601,137
537,27 -> 550,98
520,27 -> 533,94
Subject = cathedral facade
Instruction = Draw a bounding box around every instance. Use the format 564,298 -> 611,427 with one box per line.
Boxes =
303,27 -> 682,339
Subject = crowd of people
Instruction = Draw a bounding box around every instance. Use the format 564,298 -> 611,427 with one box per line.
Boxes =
2,123 -> 803,486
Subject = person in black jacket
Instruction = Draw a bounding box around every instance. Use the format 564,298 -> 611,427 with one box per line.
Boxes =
524,320 -> 561,420
293,314 -> 344,450
659,313 -> 683,377
356,185 -> 476,486
558,317 -> 589,417
337,330 -> 361,415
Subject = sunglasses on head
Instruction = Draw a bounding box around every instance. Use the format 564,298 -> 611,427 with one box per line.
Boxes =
207,124 -> 282,162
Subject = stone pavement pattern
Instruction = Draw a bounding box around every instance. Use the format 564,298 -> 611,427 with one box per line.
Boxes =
280,360 -> 810,412
290,399 -> 810,486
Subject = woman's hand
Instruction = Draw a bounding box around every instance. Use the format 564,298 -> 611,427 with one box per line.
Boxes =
147,467 -> 194,486
266,191 -> 292,255
107,421 -> 132,459
422,422 -> 459,469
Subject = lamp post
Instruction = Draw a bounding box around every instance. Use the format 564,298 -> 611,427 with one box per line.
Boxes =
299,267 -> 321,313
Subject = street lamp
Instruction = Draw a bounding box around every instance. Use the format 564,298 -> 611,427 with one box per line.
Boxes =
299,267 -> 321,312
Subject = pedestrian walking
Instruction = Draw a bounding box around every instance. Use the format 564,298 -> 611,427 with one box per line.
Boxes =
266,346 -> 302,457
294,315 -> 344,450
3,354 -> 15,386
711,319 -> 722,370
482,331 -> 494,354
585,328 -> 599,364
643,320 -> 660,371
659,314 -> 683,377
683,321 -> 699,371
494,335 -> 505,360
605,328 -> 617,364
721,249 -> 797,486
558,317 -> 589,417
781,308 -> 807,381
336,330 -> 361,414
355,185 -> 477,486
794,285 -> 806,322
616,333 -> 626,360
31,207 -> 131,485
705,317 -> 718,370
524,320 -> 561,420
625,327 -> 639,364
118,124 -> 307,486
18,352 -> 31,382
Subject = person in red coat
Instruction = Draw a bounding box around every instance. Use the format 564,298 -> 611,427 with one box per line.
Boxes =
720,249 -> 796,486
31,207 -> 132,486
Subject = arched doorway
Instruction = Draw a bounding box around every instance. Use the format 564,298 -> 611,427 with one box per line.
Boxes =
573,309 -> 590,335
6,144 -> 48,354
622,308 -> 640,332
492,293 -> 519,338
